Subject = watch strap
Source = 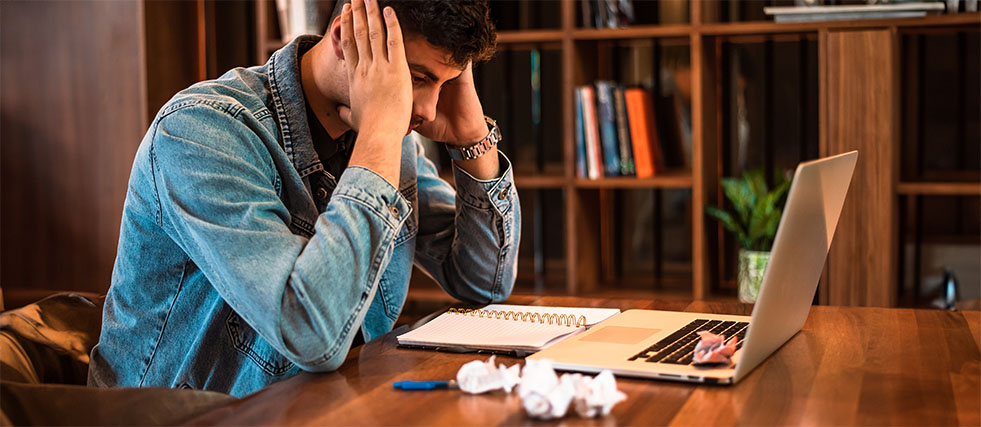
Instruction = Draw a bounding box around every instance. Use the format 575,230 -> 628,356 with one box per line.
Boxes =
445,116 -> 501,161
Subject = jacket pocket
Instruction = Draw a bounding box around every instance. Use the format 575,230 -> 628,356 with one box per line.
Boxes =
225,311 -> 295,376
394,183 -> 418,247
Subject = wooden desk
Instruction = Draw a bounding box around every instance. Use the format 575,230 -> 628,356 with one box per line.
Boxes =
189,297 -> 981,425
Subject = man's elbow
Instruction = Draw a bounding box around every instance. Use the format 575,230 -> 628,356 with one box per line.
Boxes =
285,339 -> 350,373
293,353 -> 345,373
276,318 -> 353,374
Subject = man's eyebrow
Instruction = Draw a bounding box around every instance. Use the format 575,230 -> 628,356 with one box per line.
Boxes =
409,63 -> 463,83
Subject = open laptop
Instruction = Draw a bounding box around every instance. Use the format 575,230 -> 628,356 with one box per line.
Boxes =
528,151 -> 858,385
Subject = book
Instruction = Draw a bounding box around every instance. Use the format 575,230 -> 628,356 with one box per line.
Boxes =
396,304 -> 621,355
594,80 -> 622,176
613,85 -> 636,176
579,86 -> 603,179
575,88 -> 588,178
580,0 -> 593,28
595,0 -> 607,28
624,88 -> 664,178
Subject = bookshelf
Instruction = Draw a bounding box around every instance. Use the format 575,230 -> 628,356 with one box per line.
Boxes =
252,1 -> 980,307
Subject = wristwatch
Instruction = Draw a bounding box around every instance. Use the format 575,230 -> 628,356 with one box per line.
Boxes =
444,116 -> 501,161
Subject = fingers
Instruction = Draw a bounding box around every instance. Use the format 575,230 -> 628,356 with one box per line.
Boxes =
336,105 -> 355,130
340,3 -> 357,71
351,0 -> 371,62
364,0 -> 387,61
383,6 -> 405,64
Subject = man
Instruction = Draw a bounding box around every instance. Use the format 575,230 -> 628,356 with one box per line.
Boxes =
88,0 -> 520,397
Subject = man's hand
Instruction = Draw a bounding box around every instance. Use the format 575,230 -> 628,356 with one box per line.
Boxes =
339,0 -> 411,187
414,62 -> 487,145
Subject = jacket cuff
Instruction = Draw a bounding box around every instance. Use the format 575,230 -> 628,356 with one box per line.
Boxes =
333,166 -> 412,230
452,151 -> 515,216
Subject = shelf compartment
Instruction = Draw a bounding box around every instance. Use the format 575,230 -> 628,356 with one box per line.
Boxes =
575,174 -> 693,189
897,182 -> 981,196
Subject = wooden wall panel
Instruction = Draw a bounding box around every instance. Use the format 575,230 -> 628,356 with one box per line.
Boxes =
822,29 -> 897,307
145,0 -> 200,121
1,1 -> 146,299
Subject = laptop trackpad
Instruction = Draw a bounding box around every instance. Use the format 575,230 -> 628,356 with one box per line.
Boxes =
579,326 -> 660,345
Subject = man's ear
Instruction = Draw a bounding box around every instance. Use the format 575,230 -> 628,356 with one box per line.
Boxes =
329,15 -> 344,60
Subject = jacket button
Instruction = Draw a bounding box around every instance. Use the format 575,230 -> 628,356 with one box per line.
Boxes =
389,206 -> 399,218
498,189 -> 508,200
315,187 -> 328,200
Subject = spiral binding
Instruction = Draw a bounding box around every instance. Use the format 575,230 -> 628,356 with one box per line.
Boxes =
447,308 -> 587,328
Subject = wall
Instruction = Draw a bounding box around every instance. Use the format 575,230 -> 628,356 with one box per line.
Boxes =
1,0 -> 146,304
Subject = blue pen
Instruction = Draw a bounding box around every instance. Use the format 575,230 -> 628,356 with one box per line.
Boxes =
392,380 -> 459,391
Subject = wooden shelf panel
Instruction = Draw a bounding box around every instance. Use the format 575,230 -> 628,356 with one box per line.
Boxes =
259,14 -> 979,57
897,182 -> 981,196
497,29 -> 563,44
571,24 -> 693,40
699,13 -> 980,35
514,175 -> 567,189
575,173 -> 693,189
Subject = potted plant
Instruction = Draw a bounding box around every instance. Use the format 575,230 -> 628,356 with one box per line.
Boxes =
705,169 -> 791,303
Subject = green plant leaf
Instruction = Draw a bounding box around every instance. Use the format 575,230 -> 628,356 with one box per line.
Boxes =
761,208 -> 783,249
721,178 -> 754,228
711,167 -> 792,251
744,169 -> 768,200
705,205 -> 751,249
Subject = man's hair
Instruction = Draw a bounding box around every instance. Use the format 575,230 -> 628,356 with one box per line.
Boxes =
330,0 -> 497,68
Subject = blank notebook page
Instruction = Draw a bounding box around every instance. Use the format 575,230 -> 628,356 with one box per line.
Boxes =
396,305 -> 621,351
397,312 -> 581,350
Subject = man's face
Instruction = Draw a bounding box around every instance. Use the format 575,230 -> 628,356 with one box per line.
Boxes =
402,36 -> 465,134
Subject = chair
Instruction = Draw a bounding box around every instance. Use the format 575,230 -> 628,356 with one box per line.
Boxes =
0,292 -> 237,426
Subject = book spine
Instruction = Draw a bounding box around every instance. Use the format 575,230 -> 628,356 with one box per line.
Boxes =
625,88 -> 654,178
595,81 -> 621,176
580,86 -> 603,179
604,0 -> 620,28
531,49 -> 543,172
613,86 -> 635,176
580,0 -> 593,28
594,0 -> 606,28
575,88 -> 587,178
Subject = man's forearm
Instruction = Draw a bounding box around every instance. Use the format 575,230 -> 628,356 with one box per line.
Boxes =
446,121 -> 501,180
452,146 -> 500,180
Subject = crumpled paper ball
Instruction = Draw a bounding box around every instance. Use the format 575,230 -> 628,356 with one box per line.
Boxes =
570,370 -> 627,417
456,356 -> 521,394
517,359 -> 626,420
692,331 -> 738,366
517,359 -> 575,419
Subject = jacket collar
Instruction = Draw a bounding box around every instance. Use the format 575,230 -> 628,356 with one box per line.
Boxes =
267,35 -> 327,178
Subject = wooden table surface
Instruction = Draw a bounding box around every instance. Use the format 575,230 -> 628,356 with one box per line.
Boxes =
188,296 -> 981,425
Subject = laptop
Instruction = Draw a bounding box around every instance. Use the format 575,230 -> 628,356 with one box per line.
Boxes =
528,151 -> 858,385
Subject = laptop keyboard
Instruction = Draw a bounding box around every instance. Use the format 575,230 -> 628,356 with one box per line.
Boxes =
628,319 -> 749,365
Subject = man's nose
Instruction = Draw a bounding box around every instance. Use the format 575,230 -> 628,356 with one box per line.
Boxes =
412,88 -> 438,123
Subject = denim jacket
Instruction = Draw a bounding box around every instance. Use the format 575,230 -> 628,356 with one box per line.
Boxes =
88,36 -> 520,397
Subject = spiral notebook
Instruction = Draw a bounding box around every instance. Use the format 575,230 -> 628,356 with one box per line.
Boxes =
396,304 -> 621,355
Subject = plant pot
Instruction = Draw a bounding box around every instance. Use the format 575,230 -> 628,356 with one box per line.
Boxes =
738,249 -> 770,303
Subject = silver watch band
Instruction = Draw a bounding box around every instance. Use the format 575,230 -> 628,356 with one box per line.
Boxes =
445,116 -> 501,161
